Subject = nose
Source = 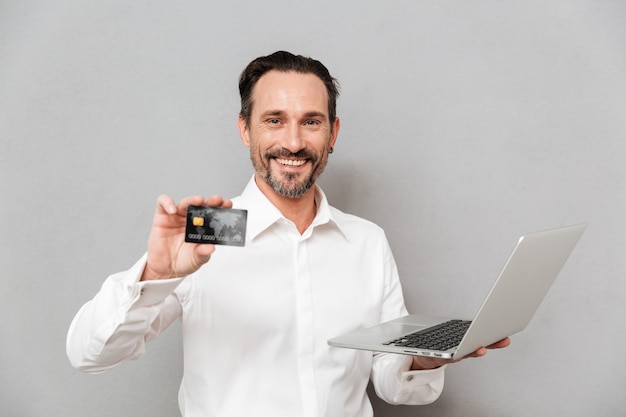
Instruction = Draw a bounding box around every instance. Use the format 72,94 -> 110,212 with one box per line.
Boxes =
281,123 -> 305,153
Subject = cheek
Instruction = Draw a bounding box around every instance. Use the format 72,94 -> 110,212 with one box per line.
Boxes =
249,140 -> 269,170
248,130 -> 273,152
317,152 -> 330,170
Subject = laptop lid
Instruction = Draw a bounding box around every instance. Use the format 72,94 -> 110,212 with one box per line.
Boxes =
453,223 -> 586,357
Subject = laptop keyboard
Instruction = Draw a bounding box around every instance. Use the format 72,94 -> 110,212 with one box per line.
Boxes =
383,319 -> 472,351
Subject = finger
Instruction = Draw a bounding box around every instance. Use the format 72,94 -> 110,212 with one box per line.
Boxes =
203,195 -> 227,207
464,338 -> 511,360
472,347 -> 488,357
459,347 -> 488,360
177,195 -> 208,213
487,337 -> 511,350
156,194 -> 178,215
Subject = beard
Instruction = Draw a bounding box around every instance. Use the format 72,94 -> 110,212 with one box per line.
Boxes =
251,146 -> 329,199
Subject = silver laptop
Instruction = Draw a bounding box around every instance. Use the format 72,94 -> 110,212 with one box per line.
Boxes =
328,224 -> 586,359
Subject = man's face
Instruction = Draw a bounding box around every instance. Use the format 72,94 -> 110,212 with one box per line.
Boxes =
238,70 -> 340,199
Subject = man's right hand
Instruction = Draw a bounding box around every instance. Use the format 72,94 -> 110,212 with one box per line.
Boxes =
140,194 -> 233,281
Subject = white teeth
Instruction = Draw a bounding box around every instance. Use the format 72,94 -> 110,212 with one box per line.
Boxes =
276,158 -> 306,167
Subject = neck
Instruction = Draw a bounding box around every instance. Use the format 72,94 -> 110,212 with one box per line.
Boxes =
254,173 -> 317,234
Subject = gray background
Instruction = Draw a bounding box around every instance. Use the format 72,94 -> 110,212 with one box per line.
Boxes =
1,1 -> 625,416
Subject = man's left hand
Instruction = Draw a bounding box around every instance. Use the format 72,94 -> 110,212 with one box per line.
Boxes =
410,337 -> 511,370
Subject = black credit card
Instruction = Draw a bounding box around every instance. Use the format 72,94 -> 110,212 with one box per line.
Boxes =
185,205 -> 247,246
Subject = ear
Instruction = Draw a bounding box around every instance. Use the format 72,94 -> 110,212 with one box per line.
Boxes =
329,117 -> 340,150
238,115 -> 251,148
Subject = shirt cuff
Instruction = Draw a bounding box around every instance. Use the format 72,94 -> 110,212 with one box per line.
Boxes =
126,254 -> 186,309
372,353 -> 446,405
395,355 -> 446,404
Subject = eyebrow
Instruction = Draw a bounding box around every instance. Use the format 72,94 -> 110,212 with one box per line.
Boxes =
260,110 -> 285,118
260,110 -> 327,120
303,111 -> 328,120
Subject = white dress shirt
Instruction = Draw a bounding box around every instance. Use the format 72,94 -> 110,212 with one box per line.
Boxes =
67,176 -> 445,417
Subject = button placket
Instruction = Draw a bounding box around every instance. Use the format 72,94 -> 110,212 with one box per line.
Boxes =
294,235 -> 319,417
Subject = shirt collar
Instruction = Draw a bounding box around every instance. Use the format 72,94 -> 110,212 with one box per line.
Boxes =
234,175 -> 348,241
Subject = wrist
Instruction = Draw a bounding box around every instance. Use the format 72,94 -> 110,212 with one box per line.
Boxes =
140,264 -> 176,281
410,356 -> 443,371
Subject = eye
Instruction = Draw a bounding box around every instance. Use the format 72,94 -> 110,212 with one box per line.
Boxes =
268,119 -> 280,124
304,120 -> 320,126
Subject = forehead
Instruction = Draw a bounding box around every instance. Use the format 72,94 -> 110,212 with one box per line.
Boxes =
251,70 -> 329,116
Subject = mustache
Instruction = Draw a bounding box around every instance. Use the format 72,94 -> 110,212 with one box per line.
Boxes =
265,148 -> 319,162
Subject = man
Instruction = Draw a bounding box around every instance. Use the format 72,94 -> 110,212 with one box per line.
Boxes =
67,51 -> 509,416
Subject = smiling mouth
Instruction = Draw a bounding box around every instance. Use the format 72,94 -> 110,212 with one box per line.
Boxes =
275,158 -> 307,167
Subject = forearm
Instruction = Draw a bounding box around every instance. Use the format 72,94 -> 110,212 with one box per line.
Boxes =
66,255 -> 184,373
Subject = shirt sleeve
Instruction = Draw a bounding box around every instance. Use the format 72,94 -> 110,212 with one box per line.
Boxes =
66,254 -> 186,373
369,234 -> 446,405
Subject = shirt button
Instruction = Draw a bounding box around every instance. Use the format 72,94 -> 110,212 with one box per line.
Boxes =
406,375 -> 414,382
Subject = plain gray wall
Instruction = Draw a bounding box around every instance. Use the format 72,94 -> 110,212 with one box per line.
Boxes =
1,1 -> 625,416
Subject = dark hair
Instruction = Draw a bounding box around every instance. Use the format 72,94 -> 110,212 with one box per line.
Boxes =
238,51 -> 340,127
